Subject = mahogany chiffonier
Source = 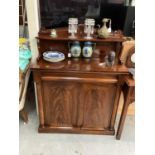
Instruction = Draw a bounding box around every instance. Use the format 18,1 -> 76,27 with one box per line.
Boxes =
31,27 -> 130,139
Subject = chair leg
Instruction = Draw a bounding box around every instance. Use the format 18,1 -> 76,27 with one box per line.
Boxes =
20,109 -> 28,123
116,100 -> 130,140
116,87 -> 133,140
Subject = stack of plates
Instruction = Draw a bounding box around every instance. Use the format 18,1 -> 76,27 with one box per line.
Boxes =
43,51 -> 65,62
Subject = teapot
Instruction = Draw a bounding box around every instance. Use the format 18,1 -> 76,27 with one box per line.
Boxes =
97,18 -> 111,38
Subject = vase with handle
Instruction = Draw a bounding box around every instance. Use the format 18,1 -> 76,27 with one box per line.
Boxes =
68,41 -> 81,58
82,41 -> 96,58
98,18 -> 111,38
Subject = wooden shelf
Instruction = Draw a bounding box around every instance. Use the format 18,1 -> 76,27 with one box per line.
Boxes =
37,26 -> 125,42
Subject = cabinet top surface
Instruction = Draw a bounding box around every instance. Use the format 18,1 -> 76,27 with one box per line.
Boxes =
31,58 -> 129,74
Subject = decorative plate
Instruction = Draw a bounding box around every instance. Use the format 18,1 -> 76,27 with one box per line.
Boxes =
43,51 -> 65,62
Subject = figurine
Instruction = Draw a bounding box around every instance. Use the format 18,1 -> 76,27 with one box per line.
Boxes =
50,29 -> 57,38
105,51 -> 116,67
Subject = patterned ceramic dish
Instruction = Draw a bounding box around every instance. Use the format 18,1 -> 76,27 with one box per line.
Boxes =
43,51 -> 65,62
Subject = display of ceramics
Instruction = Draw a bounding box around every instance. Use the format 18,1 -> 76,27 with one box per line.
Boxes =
42,18 -> 115,63
69,41 -> 81,58
43,51 -> 65,62
82,42 -> 95,58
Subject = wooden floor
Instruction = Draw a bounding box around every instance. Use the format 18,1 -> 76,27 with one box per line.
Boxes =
118,92 -> 135,115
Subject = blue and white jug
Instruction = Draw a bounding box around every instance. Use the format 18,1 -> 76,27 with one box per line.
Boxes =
69,41 -> 81,58
82,42 -> 95,58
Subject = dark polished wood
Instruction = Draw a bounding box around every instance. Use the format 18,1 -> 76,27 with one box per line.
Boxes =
31,27 -> 130,138
116,76 -> 135,140
38,126 -> 115,135
116,45 -> 135,139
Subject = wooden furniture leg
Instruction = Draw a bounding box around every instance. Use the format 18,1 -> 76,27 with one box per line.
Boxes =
20,109 -> 28,123
116,89 -> 132,139
116,77 -> 135,140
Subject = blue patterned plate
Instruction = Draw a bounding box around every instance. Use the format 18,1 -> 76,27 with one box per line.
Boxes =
43,51 -> 65,62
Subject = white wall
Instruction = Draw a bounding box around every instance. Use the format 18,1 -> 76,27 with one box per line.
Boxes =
26,0 -> 40,63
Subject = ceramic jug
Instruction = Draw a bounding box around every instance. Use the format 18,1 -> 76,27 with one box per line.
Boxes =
98,18 -> 111,38
82,42 -> 95,58
69,41 -> 81,58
